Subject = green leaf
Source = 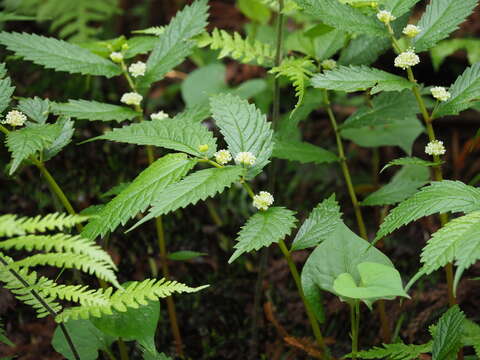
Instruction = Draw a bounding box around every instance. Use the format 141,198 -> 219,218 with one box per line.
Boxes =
52,100 -> 140,123
339,35 -> 390,66
124,36 -> 158,59
210,94 -> 273,179
17,97 -> 49,124
82,153 -> 195,239
52,319 -> 115,360
333,262 -> 409,301
355,342 -> 432,360
139,0 -> 209,89
181,63 -> 227,107
0,320 -> 13,347
229,207 -> 297,263
375,180 -> 480,241
311,65 -> 413,94
430,39 -> 480,71
134,166 -> 245,230
168,251 -> 207,261
5,124 -> 60,174
272,138 -> 338,165
434,63 -> 480,118
90,116 -> 217,158
432,306 -> 465,360
238,0 -> 271,24
293,0 -> 386,37
314,29 -> 348,61
0,32 -> 122,77
413,0 -> 478,52
380,156 -> 440,172
291,195 -> 342,251
383,0 -> 421,17
362,165 -> 430,206
0,68 -> 14,114
43,117 -> 75,161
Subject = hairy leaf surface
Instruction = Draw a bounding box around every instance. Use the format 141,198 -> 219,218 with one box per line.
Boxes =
52,100 -> 140,122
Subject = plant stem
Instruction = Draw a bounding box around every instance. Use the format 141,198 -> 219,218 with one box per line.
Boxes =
277,240 -> 329,357
118,339 -> 129,360
322,90 -> 368,239
0,256 -> 80,360
350,301 -> 360,360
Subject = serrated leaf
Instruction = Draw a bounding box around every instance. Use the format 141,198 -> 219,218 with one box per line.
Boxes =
133,166 -> 244,230
362,165 -> 430,206
17,97 -> 49,124
430,39 -> 480,71
375,180 -> 480,241
434,63 -> 480,118
339,35 -> 391,66
124,36 -> 158,59
0,74 -> 14,114
380,156 -> 440,172
210,94 -> 273,179
0,32 -> 122,77
432,306 -> 465,360
311,65 -> 413,94
291,195 -> 342,251
52,100 -> 140,123
229,207 -> 297,263
414,0 -> 478,52
90,116 -> 217,158
383,0 -> 421,17
6,124 -> 60,174
168,251 -> 207,261
81,153 -> 196,239
272,138 -> 338,165
294,0 -> 386,37
355,342 -> 432,360
139,0 -> 209,89
43,117 -> 74,161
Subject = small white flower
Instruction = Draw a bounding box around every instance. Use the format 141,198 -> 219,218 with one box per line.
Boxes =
120,92 -> 142,106
235,152 -> 256,166
214,149 -> 232,165
425,140 -> 446,156
321,59 -> 337,70
402,24 -> 421,38
128,61 -> 146,77
394,49 -> 420,70
376,10 -> 396,24
253,191 -> 274,211
430,86 -> 451,102
109,52 -> 123,63
150,111 -> 169,120
2,110 -> 27,127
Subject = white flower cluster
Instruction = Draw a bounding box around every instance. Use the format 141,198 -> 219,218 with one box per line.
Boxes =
425,140 -> 446,156
253,191 -> 274,211
430,86 -> 451,102
214,149 -> 232,165
321,59 -> 337,70
402,24 -> 421,38
129,61 -> 146,77
394,49 -> 420,70
110,52 -> 123,63
235,151 -> 256,166
376,10 -> 396,24
150,111 -> 169,120
120,92 -> 143,106
2,110 -> 27,127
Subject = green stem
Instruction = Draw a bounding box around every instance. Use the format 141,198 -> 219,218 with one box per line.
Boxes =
322,90 -> 368,240
350,301 -> 360,360
278,240 -> 329,357
118,339 -> 129,360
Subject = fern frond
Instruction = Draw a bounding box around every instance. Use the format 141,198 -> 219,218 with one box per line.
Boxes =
56,278 -> 208,322
270,57 -> 315,110
0,213 -> 88,237
0,318 -> 13,346
196,28 -> 275,67
38,282 -> 112,306
355,341 -> 432,359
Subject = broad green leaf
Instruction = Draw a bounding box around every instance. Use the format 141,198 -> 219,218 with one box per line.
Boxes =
0,65 -> 14,114
52,100 -> 140,122
6,124 -> 60,174
380,156 -> 439,172
291,195 -> 342,251
311,65 -> 413,94
413,0 -> 478,52
17,97 -> 49,124
339,35 -> 391,66
52,319 -> 115,360
434,63 -> 480,118
430,39 -> 480,71
272,138 -> 338,165
375,180 -> 480,241
354,342 -> 432,360
139,0 -> 209,89
333,262 -> 409,301
210,94 -> 273,179
302,223 -> 394,318
362,165 -> 430,206
383,0 -> 421,17
43,117 -> 75,161
432,306 -> 465,360
90,116 -> 217,158
0,32 -> 122,77
124,36 -> 157,59
133,166 -> 244,229
238,0 -> 271,24
181,63 -> 227,107
82,153 -> 196,239
229,207 -> 297,263
314,29 -> 348,61
168,251 -> 207,261
294,0 -> 386,37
